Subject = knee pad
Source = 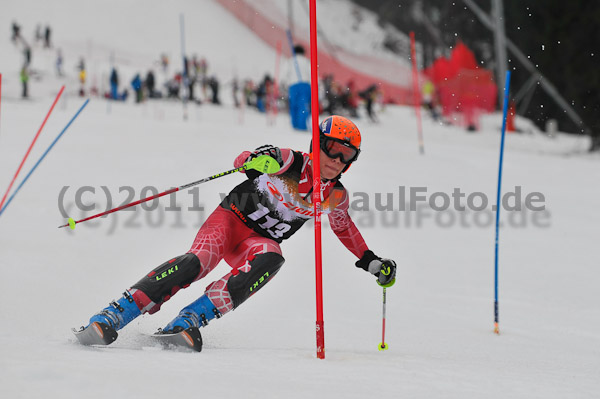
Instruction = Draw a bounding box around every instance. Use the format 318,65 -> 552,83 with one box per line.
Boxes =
227,252 -> 285,309
131,253 -> 201,305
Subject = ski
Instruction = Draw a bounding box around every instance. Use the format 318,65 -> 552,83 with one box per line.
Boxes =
151,327 -> 203,352
72,322 -> 118,346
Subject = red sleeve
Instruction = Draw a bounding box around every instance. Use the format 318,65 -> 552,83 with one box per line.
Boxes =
327,189 -> 369,258
233,151 -> 252,170
272,148 -> 295,175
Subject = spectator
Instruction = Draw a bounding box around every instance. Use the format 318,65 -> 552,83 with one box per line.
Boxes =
145,70 -> 156,98
322,74 -> 338,115
44,25 -> 52,48
161,53 -> 169,74
77,58 -> 86,96
23,46 -> 32,68
11,21 -> 21,44
231,77 -> 240,108
20,67 -> 29,98
56,49 -> 64,77
256,75 -> 273,113
359,84 -> 380,123
343,80 -> 359,118
243,80 -> 256,107
131,73 -> 143,103
110,68 -> 119,100
166,74 -> 181,99
422,80 -> 440,121
199,57 -> 208,99
208,76 -> 221,105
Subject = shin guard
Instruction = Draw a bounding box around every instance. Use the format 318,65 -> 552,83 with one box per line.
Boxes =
227,252 -> 285,309
131,253 -> 201,305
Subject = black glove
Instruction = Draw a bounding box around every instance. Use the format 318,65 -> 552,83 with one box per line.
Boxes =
356,250 -> 397,287
248,145 -> 283,165
246,145 -> 284,179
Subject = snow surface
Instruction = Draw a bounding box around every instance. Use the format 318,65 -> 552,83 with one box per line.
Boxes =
245,0 -> 414,86
248,0 -> 412,63
1,1 -> 599,398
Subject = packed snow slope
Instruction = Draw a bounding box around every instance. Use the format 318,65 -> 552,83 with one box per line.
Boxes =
1,1 -> 599,398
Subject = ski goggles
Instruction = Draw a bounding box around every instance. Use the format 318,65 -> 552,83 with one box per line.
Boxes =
320,136 -> 360,164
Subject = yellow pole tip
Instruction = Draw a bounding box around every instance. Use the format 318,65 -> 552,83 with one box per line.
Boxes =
68,217 -> 76,230
378,342 -> 388,351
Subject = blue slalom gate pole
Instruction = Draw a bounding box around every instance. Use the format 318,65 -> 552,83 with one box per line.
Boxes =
0,99 -> 89,217
285,29 -> 302,82
494,70 -> 511,334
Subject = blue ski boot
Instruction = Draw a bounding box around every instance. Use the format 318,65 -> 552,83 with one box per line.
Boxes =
162,295 -> 221,333
88,291 -> 142,331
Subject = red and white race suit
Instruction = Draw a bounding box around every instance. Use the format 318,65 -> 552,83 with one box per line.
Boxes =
131,148 -> 369,316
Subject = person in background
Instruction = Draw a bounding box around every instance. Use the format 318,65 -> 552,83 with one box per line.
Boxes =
23,46 -> 32,68
286,44 -> 312,131
359,84 -> 380,123
208,76 -> 221,105
145,70 -> 156,98
422,80 -> 440,121
110,68 -> 119,100
20,67 -> 29,99
56,49 -> 64,77
44,25 -> 52,48
256,75 -> 273,113
131,73 -> 143,103
342,80 -> 359,118
77,58 -> 86,96
11,21 -> 21,44
231,77 -> 240,108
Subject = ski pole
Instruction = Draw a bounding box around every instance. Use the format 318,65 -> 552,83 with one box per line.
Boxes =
58,155 -> 280,230
379,287 -> 388,351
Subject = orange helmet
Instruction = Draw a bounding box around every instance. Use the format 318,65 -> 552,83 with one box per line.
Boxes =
317,116 -> 361,173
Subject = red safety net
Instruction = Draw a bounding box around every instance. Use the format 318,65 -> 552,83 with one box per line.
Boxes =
424,42 -> 497,129
216,0 -> 412,104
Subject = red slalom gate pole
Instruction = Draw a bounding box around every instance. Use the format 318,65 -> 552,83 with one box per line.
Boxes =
309,0 -> 325,360
409,32 -> 425,155
0,86 -> 65,211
